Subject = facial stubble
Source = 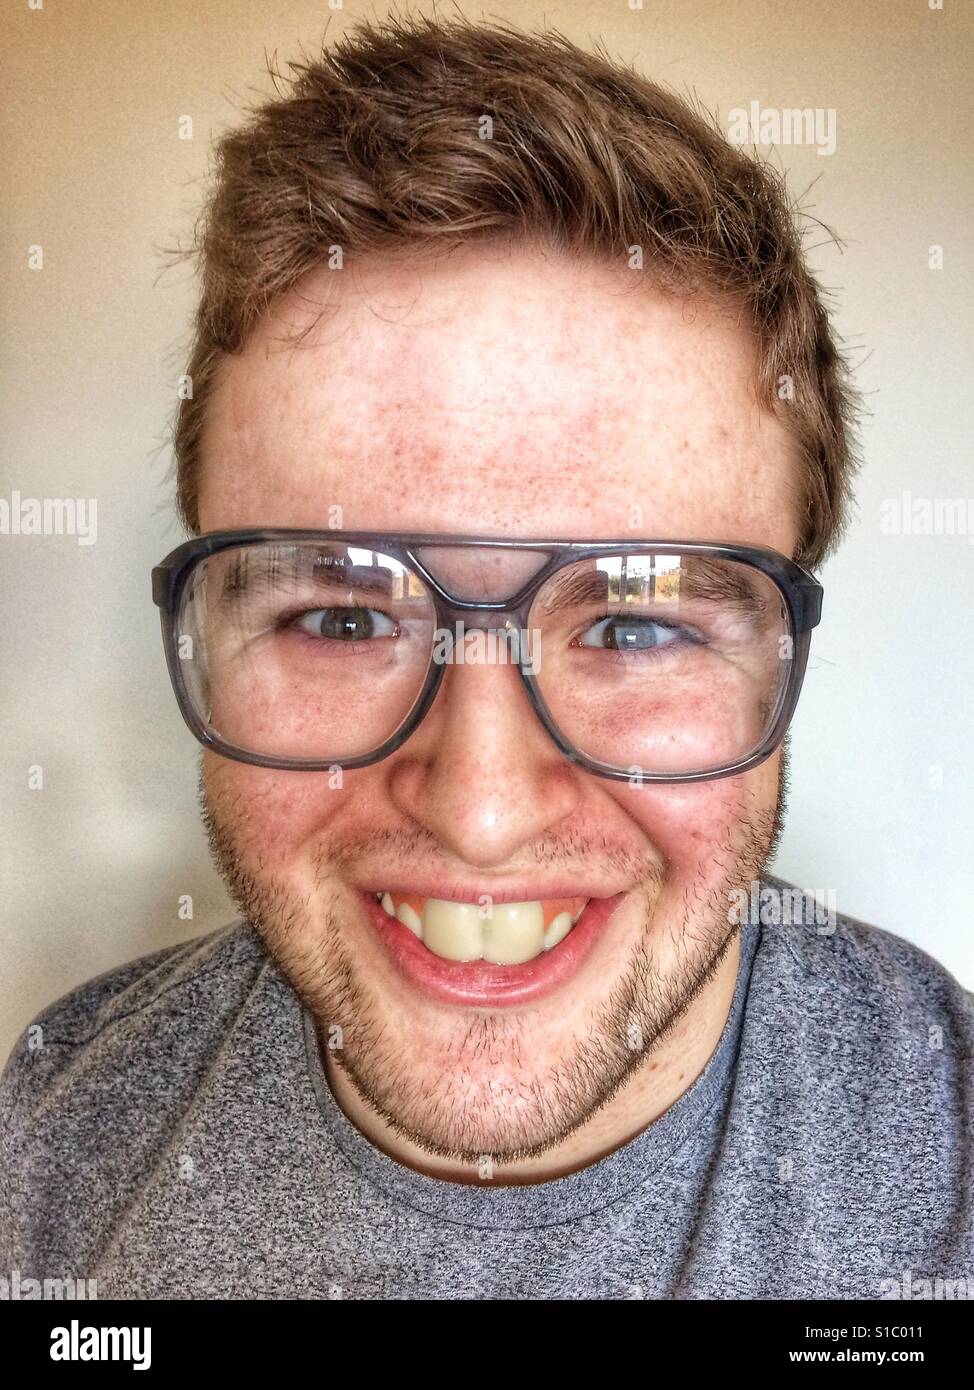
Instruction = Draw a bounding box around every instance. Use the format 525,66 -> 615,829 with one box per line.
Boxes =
201,745 -> 788,1165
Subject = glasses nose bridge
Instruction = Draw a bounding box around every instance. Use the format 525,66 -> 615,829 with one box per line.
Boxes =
407,542 -> 557,620
437,599 -> 529,633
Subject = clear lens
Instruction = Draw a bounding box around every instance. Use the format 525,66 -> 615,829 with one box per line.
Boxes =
528,553 -> 791,775
175,542 -> 437,760
173,543 -> 793,774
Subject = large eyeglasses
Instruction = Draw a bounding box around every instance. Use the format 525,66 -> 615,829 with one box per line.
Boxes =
151,531 -> 823,784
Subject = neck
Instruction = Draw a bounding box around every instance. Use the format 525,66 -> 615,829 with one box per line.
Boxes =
321,930 -> 742,1185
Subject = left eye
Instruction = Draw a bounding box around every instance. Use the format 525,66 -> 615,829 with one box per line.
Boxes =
292,607 -> 398,641
577,616 -> 683,652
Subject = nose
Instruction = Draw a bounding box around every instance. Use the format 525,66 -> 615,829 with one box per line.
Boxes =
386,636 -> 582,868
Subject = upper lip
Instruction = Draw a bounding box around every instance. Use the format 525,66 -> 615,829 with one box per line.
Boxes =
359,881 -> 627,905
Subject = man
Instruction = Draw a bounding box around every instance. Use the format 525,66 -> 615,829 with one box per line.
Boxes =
3,14 -> 972,1301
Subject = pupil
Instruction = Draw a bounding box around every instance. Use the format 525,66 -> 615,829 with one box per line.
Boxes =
605,619 -> 653,650
322,606 -> 373,640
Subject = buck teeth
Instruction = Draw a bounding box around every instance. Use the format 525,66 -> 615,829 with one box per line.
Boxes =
375,893 -> 587,964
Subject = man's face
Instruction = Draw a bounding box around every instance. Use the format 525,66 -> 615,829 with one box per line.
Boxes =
197,242 -> 798,1164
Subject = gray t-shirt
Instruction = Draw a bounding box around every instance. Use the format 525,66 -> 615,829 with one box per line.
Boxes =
2,876 -> 972,1300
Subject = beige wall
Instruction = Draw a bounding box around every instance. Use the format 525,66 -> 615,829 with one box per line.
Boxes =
2,0 -> 972,1060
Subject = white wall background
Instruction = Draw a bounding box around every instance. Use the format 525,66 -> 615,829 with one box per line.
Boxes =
2,0 -> 972,1061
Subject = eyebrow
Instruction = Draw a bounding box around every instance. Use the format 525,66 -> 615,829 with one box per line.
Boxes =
681,558 -> 768,612
217,551 -> 397,607
535,567 -> 618,614
536,557 -> 767,616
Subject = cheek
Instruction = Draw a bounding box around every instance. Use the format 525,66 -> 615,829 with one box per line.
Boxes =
203,753 -> 355,869
614,756 -> 779,880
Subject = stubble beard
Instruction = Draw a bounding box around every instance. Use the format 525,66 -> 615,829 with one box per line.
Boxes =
201,749 -> 787,1166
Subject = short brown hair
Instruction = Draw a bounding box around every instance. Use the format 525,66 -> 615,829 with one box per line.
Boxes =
170,12 -> 860,568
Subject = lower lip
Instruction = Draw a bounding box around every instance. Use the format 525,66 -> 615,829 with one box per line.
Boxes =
358,889 -> 627,1008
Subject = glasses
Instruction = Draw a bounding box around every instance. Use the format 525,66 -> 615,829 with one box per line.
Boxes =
151,530 -> 823,784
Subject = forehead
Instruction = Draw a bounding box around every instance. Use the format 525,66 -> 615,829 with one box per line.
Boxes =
197,242 -> 799,553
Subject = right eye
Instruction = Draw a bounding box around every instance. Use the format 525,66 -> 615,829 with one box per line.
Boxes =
292,607 -> 399,641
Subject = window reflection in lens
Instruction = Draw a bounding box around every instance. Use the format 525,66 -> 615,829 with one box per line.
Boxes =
174,544 -> 793,775
529,554 -> 790,774
177,544 -> 437,760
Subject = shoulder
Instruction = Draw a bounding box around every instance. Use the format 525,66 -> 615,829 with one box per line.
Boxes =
735,877 -> 974,1263
745,873 -> 974,1140
0,920 -> 282,1270
0,920 -> 270,1123
755,873 -> 974,1032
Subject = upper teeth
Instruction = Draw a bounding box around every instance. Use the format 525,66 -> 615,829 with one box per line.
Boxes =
376,893 -> 587,965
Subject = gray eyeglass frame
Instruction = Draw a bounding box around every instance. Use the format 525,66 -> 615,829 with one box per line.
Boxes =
152,529 -> 823,784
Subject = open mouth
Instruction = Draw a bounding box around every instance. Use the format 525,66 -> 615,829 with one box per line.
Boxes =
374,891 -> 589,964
359,887 -> 628,1008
